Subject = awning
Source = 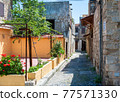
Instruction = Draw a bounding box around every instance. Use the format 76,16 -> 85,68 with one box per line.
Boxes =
81,15 -> 94,27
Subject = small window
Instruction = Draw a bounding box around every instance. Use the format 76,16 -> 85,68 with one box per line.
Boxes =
46,19 -> 55,29
0,2 -> 4,17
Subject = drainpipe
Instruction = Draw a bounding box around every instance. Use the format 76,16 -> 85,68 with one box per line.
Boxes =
99,0 -> 103,77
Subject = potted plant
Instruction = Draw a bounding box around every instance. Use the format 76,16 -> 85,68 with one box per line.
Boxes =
50,41 -> 65,64
28,61 -> 52,81
0,54 -> 25,86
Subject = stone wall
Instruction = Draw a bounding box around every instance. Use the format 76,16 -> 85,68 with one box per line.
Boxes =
93,5 -> 100,73
44,1 -> 70,35
102,0 -> 120,85
43,1 -> 75,57
0,0 -> 11,23
93,0 -> 120,85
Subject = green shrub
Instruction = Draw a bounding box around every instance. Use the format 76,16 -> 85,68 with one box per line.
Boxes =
50,57 -> 55,60
28,61 -> 48,73
0,54 -> 24,76
86,55 -> 89,59
42,61 -> 48,65
95,75 -> 102,84
90,67 -> 96,71
50,41 -> 64,57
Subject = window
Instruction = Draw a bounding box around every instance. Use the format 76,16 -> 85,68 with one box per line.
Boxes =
0,2 -> 4,17
75,27 -> 78,33
46,19 -> 55,29
82,27 -> 85,34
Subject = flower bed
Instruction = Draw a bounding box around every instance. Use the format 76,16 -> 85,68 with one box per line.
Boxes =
48,57 -> 58,69
57,54 -> 65,64
0,74 -> 25,86
0,54 -> 25,86
28,61 -> 52,81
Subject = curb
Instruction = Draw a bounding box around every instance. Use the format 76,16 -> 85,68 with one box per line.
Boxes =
36,58 -> 71,86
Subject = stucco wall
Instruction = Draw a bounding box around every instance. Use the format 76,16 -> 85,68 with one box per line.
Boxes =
11,37 -> 65,58
0,28 -> 12,58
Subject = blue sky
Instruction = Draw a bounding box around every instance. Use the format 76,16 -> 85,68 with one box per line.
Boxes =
70,0 -> 89,24
41,0 -> 89,24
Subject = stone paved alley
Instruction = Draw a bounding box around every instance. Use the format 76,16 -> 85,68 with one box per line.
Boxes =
45,52 -> 100,86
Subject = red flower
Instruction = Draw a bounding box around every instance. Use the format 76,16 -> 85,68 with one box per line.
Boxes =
0,61 -> 2,64
3,64 -> 7,67
3,70 -> 5,72
18,55 -> 20,57
21,61 -> 23,62
11,55 -> 15,57
22,69 -> 24,72
8,60 -> 11,62
7,64 -> 10,66
1,54 -> 6,57
24,62 -> 26,64
24,65 -> 26,67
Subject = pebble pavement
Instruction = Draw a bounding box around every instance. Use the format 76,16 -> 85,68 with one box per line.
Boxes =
45,52 -> 101,86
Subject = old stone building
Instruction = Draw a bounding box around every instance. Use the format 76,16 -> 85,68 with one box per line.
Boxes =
82,0 -> 120,85
0,0 -> 11,23
43,1 -> 75,57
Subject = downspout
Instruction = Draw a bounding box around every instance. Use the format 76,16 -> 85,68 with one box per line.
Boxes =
99,0 -> 103,77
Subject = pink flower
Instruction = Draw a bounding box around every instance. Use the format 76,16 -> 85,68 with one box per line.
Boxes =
11,55 -> 15,57
22,69 -> 24,72
3,64 -> 7,67
1,54 -> 6,57
7,64 -> 10,66
8,60 -> 11,62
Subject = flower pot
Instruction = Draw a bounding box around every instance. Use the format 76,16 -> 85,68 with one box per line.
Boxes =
0,74 -> 25,86
28,61 -> 52,81
48,57 -> 58,69
28,68 -> 42,81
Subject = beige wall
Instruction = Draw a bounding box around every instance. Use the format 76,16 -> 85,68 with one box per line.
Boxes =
11,37 -> 65,58
0,28 -> 12,58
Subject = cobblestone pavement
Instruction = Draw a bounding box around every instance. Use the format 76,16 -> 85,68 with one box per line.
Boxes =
45,52 -> 100,86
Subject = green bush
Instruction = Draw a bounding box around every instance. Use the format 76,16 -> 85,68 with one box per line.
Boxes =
28,61 -> 48,73
50,41 -> 64,57
0,54 -> 24,76
50,57 -> 55,60
42,61 -> 48,65
95,75 -> 102,84
90,67 -> 96,71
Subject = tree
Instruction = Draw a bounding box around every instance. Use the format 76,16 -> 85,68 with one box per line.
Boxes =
4,0 -> 51,68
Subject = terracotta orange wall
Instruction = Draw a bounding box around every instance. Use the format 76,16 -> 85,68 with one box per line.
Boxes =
11,37 -> 65,58
0,28 -> 13,58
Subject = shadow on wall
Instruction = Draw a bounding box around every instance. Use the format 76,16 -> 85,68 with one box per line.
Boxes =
61,52 -> 99,86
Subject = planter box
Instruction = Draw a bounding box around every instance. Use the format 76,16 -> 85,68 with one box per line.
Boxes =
0,74 -> 25,86
28,61 -> 52,81
41,61 -> 52,78
58,54 -> 65,64
28,68 -> 42,81
48,57 -> 58,69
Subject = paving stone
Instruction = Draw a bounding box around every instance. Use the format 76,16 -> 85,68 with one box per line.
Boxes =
44,52 -> 100,86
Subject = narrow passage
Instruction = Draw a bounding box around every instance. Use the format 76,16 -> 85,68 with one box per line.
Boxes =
45,52 -> 100,86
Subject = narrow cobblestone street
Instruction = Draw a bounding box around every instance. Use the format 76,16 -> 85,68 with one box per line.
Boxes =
45,52 -> 99,86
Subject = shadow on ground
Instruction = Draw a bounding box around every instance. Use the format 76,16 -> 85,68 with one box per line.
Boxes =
62,52 -> 100,86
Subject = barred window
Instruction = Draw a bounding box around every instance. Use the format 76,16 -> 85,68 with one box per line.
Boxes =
0,2 -> 4,17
